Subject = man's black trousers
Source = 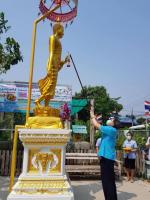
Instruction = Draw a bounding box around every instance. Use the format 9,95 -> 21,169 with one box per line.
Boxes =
100,157 -> 118,200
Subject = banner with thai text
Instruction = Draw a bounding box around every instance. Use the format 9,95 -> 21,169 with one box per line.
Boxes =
0,82 -> 72,113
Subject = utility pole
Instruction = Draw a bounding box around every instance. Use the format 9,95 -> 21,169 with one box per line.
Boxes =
90,99 -> 95,149
131,107 -> 134,126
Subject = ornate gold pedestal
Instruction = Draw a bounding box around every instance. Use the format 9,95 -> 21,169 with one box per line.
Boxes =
7,129 -> 74,200
26,116 -> 63,129
26,106 -> 63,129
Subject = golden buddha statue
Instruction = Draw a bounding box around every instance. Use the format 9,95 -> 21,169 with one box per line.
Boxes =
35,23 -> 69,108
26,23 -> 69,128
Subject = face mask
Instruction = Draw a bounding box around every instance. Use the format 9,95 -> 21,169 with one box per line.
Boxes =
127,136 -> 131,140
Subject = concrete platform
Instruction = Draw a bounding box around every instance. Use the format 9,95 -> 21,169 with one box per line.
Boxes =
1,177 -> 150,200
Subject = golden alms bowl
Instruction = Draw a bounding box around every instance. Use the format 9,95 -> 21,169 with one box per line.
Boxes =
123,147 -> 132,153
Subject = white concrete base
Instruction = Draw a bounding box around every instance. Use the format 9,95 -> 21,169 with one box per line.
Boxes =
7,128 -> 74,200
7,191 -> 74,200
8,175 -> 74,200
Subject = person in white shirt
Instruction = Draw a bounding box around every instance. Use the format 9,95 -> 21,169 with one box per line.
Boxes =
146,137 -> 150,161
96,138 -> 101,153
122,131 -> 137,183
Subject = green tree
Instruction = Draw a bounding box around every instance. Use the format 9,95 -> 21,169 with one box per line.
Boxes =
0,12 -> 23,74
136,117 -> 146,125
0,112 -> 26,141
0,113 -> 14,140
73,86 -> 123,121
14,113 -> 26,126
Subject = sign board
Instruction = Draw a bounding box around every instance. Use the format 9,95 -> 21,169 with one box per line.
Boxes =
72,125 -> 87,134
0,82 -> 72,113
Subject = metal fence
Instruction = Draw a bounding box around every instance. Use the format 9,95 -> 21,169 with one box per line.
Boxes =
0,143 -> 146,177
0,129 -> 149,177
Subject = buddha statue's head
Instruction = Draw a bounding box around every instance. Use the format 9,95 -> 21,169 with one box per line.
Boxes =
53,23 -> 64,39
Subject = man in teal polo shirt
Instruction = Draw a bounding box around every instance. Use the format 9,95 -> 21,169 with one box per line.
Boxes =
90,111 -> 118,200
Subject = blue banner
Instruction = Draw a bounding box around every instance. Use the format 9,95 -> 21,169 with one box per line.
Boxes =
0,82 -> 72,113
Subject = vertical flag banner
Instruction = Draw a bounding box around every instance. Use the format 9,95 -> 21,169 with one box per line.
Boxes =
144,101 -> 150,116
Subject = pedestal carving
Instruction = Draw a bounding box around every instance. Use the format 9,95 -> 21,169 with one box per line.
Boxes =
7,129 -> 74,200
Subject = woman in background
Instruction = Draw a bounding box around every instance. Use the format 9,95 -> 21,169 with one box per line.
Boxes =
123,131 -> 137,183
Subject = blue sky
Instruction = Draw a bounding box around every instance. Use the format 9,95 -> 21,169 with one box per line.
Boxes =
1,0 -> 150,115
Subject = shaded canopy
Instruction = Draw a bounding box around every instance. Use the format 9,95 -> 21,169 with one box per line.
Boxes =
71,99 -> 88,115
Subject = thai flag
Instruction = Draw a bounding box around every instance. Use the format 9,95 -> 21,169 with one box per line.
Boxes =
144,101 -> 150,116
